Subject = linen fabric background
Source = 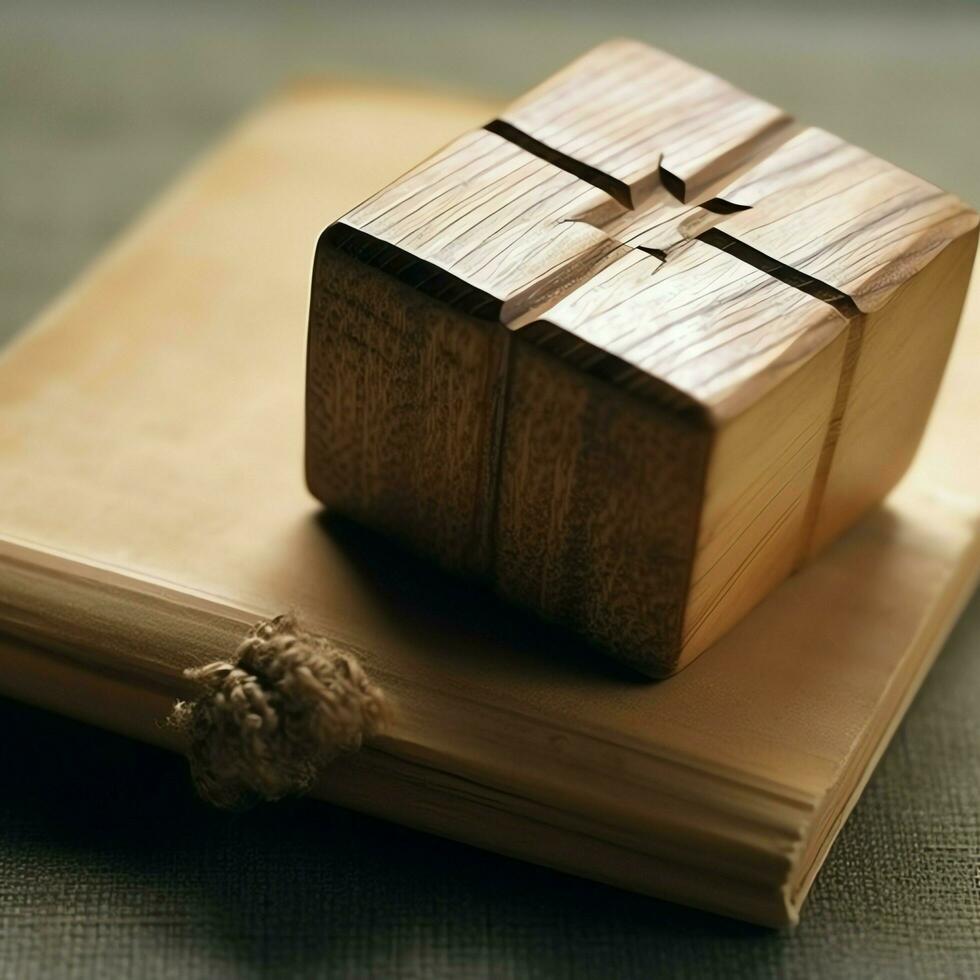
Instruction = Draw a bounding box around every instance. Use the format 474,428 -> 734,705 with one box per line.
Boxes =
1,1 -> 978,976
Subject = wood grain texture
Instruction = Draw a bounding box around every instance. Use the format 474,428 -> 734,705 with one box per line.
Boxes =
805,227 -> 980,557
496,38 -> 793,207
493,340 -> 710,669
307,237 -> 507,572
306,40 -> 978,674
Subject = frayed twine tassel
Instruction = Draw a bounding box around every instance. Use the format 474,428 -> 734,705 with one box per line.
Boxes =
168,613 -> 387,809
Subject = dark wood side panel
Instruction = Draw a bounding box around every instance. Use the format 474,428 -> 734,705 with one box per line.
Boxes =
305,235 -> 508,574
492,337 -> 713,675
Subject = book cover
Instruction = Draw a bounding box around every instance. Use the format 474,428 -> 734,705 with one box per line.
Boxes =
1,84 -> 978,927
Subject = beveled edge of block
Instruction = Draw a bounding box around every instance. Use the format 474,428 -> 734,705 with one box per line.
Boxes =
321,220 -> 714,428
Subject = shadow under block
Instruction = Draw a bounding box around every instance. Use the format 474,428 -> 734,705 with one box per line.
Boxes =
306,40 -> 978,675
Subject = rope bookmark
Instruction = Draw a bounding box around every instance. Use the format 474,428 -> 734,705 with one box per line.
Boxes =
169,614 -> 386,808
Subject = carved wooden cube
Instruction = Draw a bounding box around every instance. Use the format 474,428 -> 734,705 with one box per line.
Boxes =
305,40 -> 977,676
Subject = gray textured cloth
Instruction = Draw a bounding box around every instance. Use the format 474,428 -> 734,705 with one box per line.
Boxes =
1,1 -> 979,976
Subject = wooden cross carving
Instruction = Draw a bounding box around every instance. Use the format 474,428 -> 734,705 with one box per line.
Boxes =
305,40 -> 978,675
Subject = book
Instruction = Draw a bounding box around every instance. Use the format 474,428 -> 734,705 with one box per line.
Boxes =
1,81 -> 978,927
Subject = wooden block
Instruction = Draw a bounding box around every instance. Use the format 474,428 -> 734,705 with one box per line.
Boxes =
305,40 -> 978,676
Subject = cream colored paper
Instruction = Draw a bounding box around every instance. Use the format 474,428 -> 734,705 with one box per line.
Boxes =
1,84 -> 978,926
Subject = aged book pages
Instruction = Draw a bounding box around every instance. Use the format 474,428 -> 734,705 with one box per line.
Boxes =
1,83 -> 978,926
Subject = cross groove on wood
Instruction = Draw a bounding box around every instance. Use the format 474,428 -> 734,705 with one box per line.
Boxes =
306,39 -> 978,675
